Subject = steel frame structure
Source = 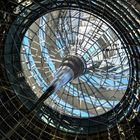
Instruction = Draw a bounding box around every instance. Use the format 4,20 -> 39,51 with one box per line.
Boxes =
0,0 -> 140,139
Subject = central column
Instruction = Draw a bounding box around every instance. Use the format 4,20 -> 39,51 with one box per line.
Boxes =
30,55 -> 86,112
53,55 -> 86,90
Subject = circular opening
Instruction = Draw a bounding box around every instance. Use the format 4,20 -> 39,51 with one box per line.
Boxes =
21,9 -> 130,119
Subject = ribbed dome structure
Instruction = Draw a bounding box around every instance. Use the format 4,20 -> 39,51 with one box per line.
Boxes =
0,0 -> 140,140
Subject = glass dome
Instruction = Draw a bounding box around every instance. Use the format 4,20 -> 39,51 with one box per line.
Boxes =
1,0 -> 139,139
21,9 -> 130,118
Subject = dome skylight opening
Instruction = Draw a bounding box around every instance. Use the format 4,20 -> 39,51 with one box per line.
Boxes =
21,9 -> 130,119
